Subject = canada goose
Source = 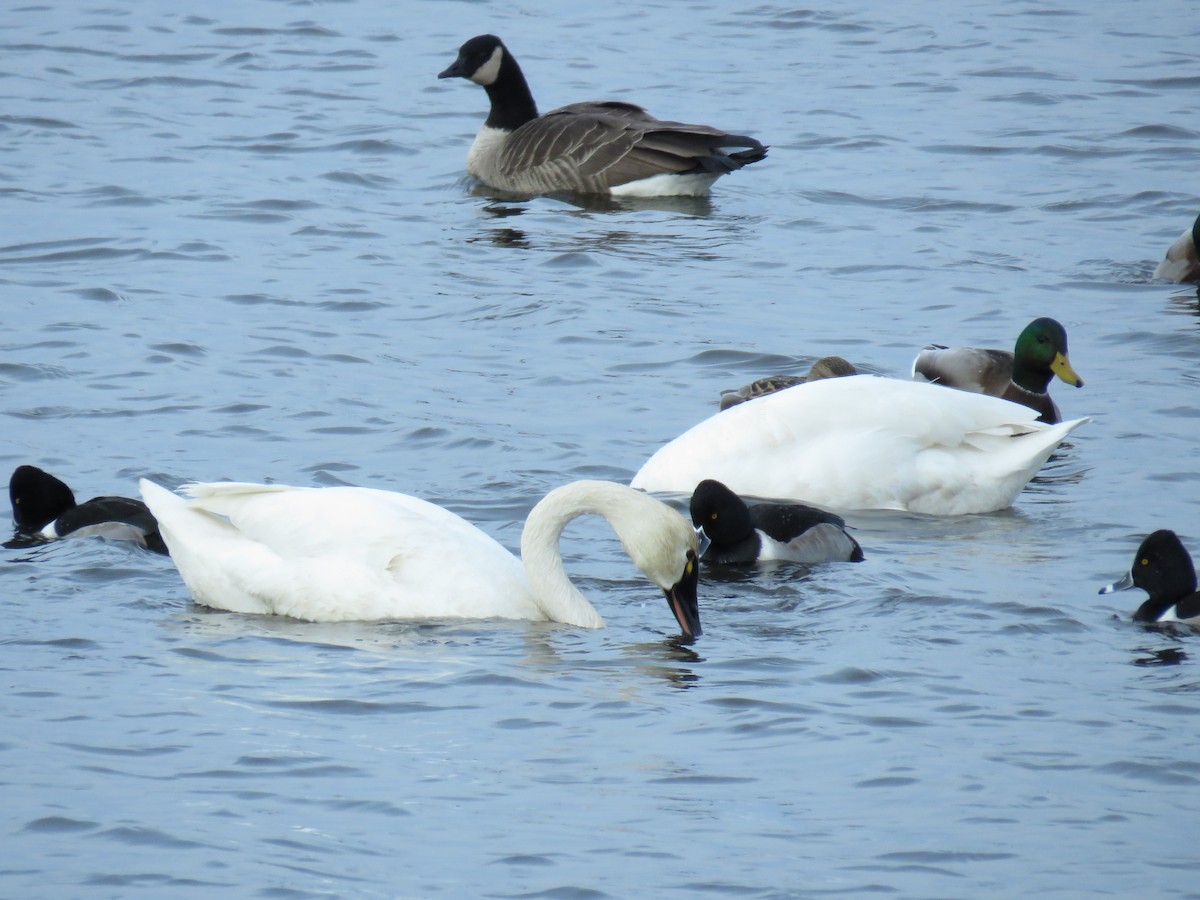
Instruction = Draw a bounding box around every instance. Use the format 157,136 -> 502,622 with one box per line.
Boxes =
6,465 -> 166,553
139,479 -> 701,637
912,317 -> 1083,424
719,356 -> 857,411
690,479 -> 863,565
438,34 -> 767,197
1153,212 -> 1200,282
1101,530 -> 1200,625
631,375 -> 1088,515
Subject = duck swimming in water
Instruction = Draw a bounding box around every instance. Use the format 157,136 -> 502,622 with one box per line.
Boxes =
6,465 -> 166,554
719,356 -> 857,411
1100,529 -> 1200,625
912,317 -> 1083,424
689,479 -> 863,565
1153,212 -> 1200,283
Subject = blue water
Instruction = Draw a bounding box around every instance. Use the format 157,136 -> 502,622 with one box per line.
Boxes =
3,1 -> 1200,896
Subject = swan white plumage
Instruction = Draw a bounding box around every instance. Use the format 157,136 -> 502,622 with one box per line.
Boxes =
139,479 -> 701,636
631,375 -> 1088,515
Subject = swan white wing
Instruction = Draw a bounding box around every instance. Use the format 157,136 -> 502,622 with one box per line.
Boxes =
631,375 -> 1086,515
141,481 -> 535,622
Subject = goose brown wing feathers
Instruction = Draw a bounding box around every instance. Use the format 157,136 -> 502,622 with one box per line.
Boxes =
498,101 -> 765,190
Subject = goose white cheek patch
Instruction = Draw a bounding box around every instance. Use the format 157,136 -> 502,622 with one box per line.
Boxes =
471,46 -> 504,86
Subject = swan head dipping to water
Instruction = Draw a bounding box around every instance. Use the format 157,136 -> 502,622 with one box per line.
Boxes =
522,481 -> 702,638
139,478 -> 702,639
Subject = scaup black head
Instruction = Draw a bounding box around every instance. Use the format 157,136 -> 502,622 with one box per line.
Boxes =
1101,529 -> 1198,623
10,465 -> 76,533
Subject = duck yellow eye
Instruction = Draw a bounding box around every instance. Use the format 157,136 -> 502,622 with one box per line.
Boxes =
710,512 -> 718,521
1140,558 -> 1149,566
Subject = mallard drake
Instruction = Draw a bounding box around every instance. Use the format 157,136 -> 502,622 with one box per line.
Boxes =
912,317 -> 1083,423
631,375 -> 1088,515
438,34 -> 766,197
140,479 -> 701,637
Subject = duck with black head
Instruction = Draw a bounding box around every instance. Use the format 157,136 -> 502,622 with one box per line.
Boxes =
689,479 -> 863,565
1101,530 -> 1200,625
7,465 -> 166,554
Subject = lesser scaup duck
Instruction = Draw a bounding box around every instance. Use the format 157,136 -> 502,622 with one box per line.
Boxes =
631,375 -> 1089,515
140,479 -> 701,637
719,356 -> 857,411
912,317 -> 1083,424
690,479 -> 863,565
1100,529 -> 1200,625
7,465 -> 166,554
438,34 -> 767,197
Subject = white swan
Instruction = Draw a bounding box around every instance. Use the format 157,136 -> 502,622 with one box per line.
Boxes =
139,479 -> 701,636
631,375 -> 1088,515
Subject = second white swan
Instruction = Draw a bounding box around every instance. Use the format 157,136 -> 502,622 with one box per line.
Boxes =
631,375 -> 1088,516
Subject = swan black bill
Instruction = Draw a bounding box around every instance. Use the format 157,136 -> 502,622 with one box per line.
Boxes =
665,550 -> 702,639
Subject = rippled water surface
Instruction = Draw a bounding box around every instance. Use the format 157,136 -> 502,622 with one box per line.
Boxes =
3,1 -> 1200,897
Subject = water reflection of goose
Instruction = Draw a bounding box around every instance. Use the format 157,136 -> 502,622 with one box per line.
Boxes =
632,375 -> 1089,516
140,479 -> 701,637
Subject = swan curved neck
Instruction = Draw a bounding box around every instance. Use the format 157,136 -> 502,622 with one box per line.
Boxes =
520,482 -> 667,628
519,483 -> 623,629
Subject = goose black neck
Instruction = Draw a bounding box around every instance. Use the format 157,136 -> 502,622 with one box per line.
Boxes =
484,52 -> 538,131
